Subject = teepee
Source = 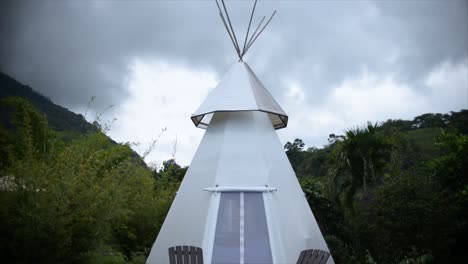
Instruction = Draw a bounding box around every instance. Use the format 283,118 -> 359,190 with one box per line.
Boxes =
147,1 -> 333,263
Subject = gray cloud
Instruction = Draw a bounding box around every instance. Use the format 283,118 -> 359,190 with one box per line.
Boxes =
255,1 -> 468,104
0,1 -> 228,109
1,0 -> 467,111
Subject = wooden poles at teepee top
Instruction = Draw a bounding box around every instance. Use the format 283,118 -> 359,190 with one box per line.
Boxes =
215,0 -> 276,61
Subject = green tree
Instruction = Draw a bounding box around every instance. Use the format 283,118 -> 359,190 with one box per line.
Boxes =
0,97 -> 59,165
428,132 -> 468,262
154,159 -> 187,182
446,110 -> 468,134
328,122 -> 399,211
0,99 -> 178,263
360,170 -> 450,263
357,131 -> 467,263
413,113 -> 449,129
284,138 -> 306,174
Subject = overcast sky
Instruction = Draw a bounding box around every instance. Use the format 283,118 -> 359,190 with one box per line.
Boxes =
1,0 -> 467,166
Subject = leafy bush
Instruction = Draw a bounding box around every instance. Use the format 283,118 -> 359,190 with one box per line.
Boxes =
0,98 -> 181,263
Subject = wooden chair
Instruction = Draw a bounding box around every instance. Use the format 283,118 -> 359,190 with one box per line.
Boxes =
296,249 -> 331,264
168,245 -> 204,264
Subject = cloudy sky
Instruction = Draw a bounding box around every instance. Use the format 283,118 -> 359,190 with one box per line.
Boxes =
1,0 -> 467,166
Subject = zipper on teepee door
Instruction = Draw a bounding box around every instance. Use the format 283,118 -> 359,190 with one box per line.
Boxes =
239,192 -> 245,264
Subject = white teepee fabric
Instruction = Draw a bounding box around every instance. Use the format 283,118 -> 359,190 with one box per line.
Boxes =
147,62 -> 333,264
191,62 -> 288,130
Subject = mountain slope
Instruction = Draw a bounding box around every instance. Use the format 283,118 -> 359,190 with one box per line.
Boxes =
0,72 -> 96,135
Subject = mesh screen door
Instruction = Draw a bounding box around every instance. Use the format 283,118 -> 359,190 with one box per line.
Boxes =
212,192 -> 272,264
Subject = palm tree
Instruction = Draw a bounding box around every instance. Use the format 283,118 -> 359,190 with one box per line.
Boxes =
329,122 -> 399,211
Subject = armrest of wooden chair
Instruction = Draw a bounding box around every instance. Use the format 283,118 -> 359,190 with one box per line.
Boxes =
168,245 -> 204,264
296,249 -> 330,264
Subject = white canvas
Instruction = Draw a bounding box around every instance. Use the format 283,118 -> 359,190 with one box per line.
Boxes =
147,112 -> 333,263
147,62 -> 333,264
191,62 -> 288,130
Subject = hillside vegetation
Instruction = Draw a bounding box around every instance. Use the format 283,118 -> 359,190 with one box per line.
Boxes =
0,74 -> 184,263
287,110 -> 467,263
0,96 -> 186,263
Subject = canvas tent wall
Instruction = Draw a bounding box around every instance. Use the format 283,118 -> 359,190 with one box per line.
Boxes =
146,62 -> 333,264
191,62 -> 288,129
